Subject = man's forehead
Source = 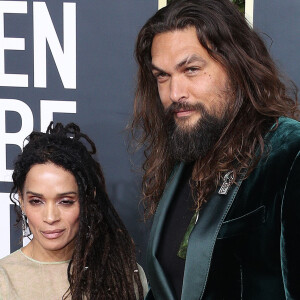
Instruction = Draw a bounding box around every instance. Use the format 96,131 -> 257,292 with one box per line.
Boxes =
151,28 -> 209,68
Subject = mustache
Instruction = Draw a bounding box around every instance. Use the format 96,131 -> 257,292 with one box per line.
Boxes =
164,102 -> 208,115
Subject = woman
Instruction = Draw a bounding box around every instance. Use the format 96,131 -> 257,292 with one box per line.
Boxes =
0,122 -> 147,299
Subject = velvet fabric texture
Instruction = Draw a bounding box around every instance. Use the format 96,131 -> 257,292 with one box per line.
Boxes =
145,117 -> 300,300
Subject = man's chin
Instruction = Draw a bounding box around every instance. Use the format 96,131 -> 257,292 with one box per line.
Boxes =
174,115 -> 201,131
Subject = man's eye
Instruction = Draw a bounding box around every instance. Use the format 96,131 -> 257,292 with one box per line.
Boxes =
157,72 -> 167,78
154,72 -> 168,82
185,67 -> 199,74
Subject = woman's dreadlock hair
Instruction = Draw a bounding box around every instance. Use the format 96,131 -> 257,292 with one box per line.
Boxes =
10,122 -> 144,300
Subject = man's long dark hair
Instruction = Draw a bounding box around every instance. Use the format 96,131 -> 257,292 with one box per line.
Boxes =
131,0 -> 299,217
10,123 -> 144,299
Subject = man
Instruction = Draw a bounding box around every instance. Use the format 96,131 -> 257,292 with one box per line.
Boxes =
131,0 -> 300,299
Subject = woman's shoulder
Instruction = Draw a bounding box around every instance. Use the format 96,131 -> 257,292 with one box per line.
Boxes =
0,249 -> 26,288
0,249 -> 24,268
0,249 -> 70,300
0,250 -> 24,300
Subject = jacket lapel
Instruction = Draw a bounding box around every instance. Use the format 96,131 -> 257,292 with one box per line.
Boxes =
146,162 -> 185,300
181,170 -> 246,300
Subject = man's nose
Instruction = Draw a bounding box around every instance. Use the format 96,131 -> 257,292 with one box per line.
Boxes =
43,203 -> 60,224
169,75 -> 188,103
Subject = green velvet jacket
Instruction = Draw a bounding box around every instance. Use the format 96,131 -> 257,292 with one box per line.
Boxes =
145,117 -> 300,300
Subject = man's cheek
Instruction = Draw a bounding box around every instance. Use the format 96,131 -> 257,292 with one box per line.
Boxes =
157,91 -> 169,109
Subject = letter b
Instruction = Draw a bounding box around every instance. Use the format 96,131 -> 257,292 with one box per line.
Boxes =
0,99 -> 33,182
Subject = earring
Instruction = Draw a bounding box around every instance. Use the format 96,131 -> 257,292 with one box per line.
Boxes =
22,212 -> 31,237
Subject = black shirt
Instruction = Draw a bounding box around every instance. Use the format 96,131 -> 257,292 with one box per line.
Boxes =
156,163 -> 195,299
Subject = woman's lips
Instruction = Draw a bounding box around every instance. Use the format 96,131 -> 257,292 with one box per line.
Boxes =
41,229 -> 65,239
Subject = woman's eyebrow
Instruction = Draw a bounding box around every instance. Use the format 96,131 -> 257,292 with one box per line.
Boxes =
26,191 -> 43,197
57,192 -> 78,196
25,191 -> 78,196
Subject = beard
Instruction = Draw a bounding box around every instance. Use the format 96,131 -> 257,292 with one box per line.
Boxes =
165,102 -> 229,162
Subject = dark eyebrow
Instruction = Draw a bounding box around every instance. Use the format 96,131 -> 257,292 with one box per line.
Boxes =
151,54 -> 206,73
26,191 -> 78,197
175,54 -> 206,70
151,64 -> 166,73
57,192 -> 78,197
26,191 -> 43,197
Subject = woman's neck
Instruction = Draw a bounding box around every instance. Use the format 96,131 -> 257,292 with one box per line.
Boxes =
22,239 -> 74,262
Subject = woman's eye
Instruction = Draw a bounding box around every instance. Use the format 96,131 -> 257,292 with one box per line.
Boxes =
59,199 -> 75,205
29,199 -> 42,206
